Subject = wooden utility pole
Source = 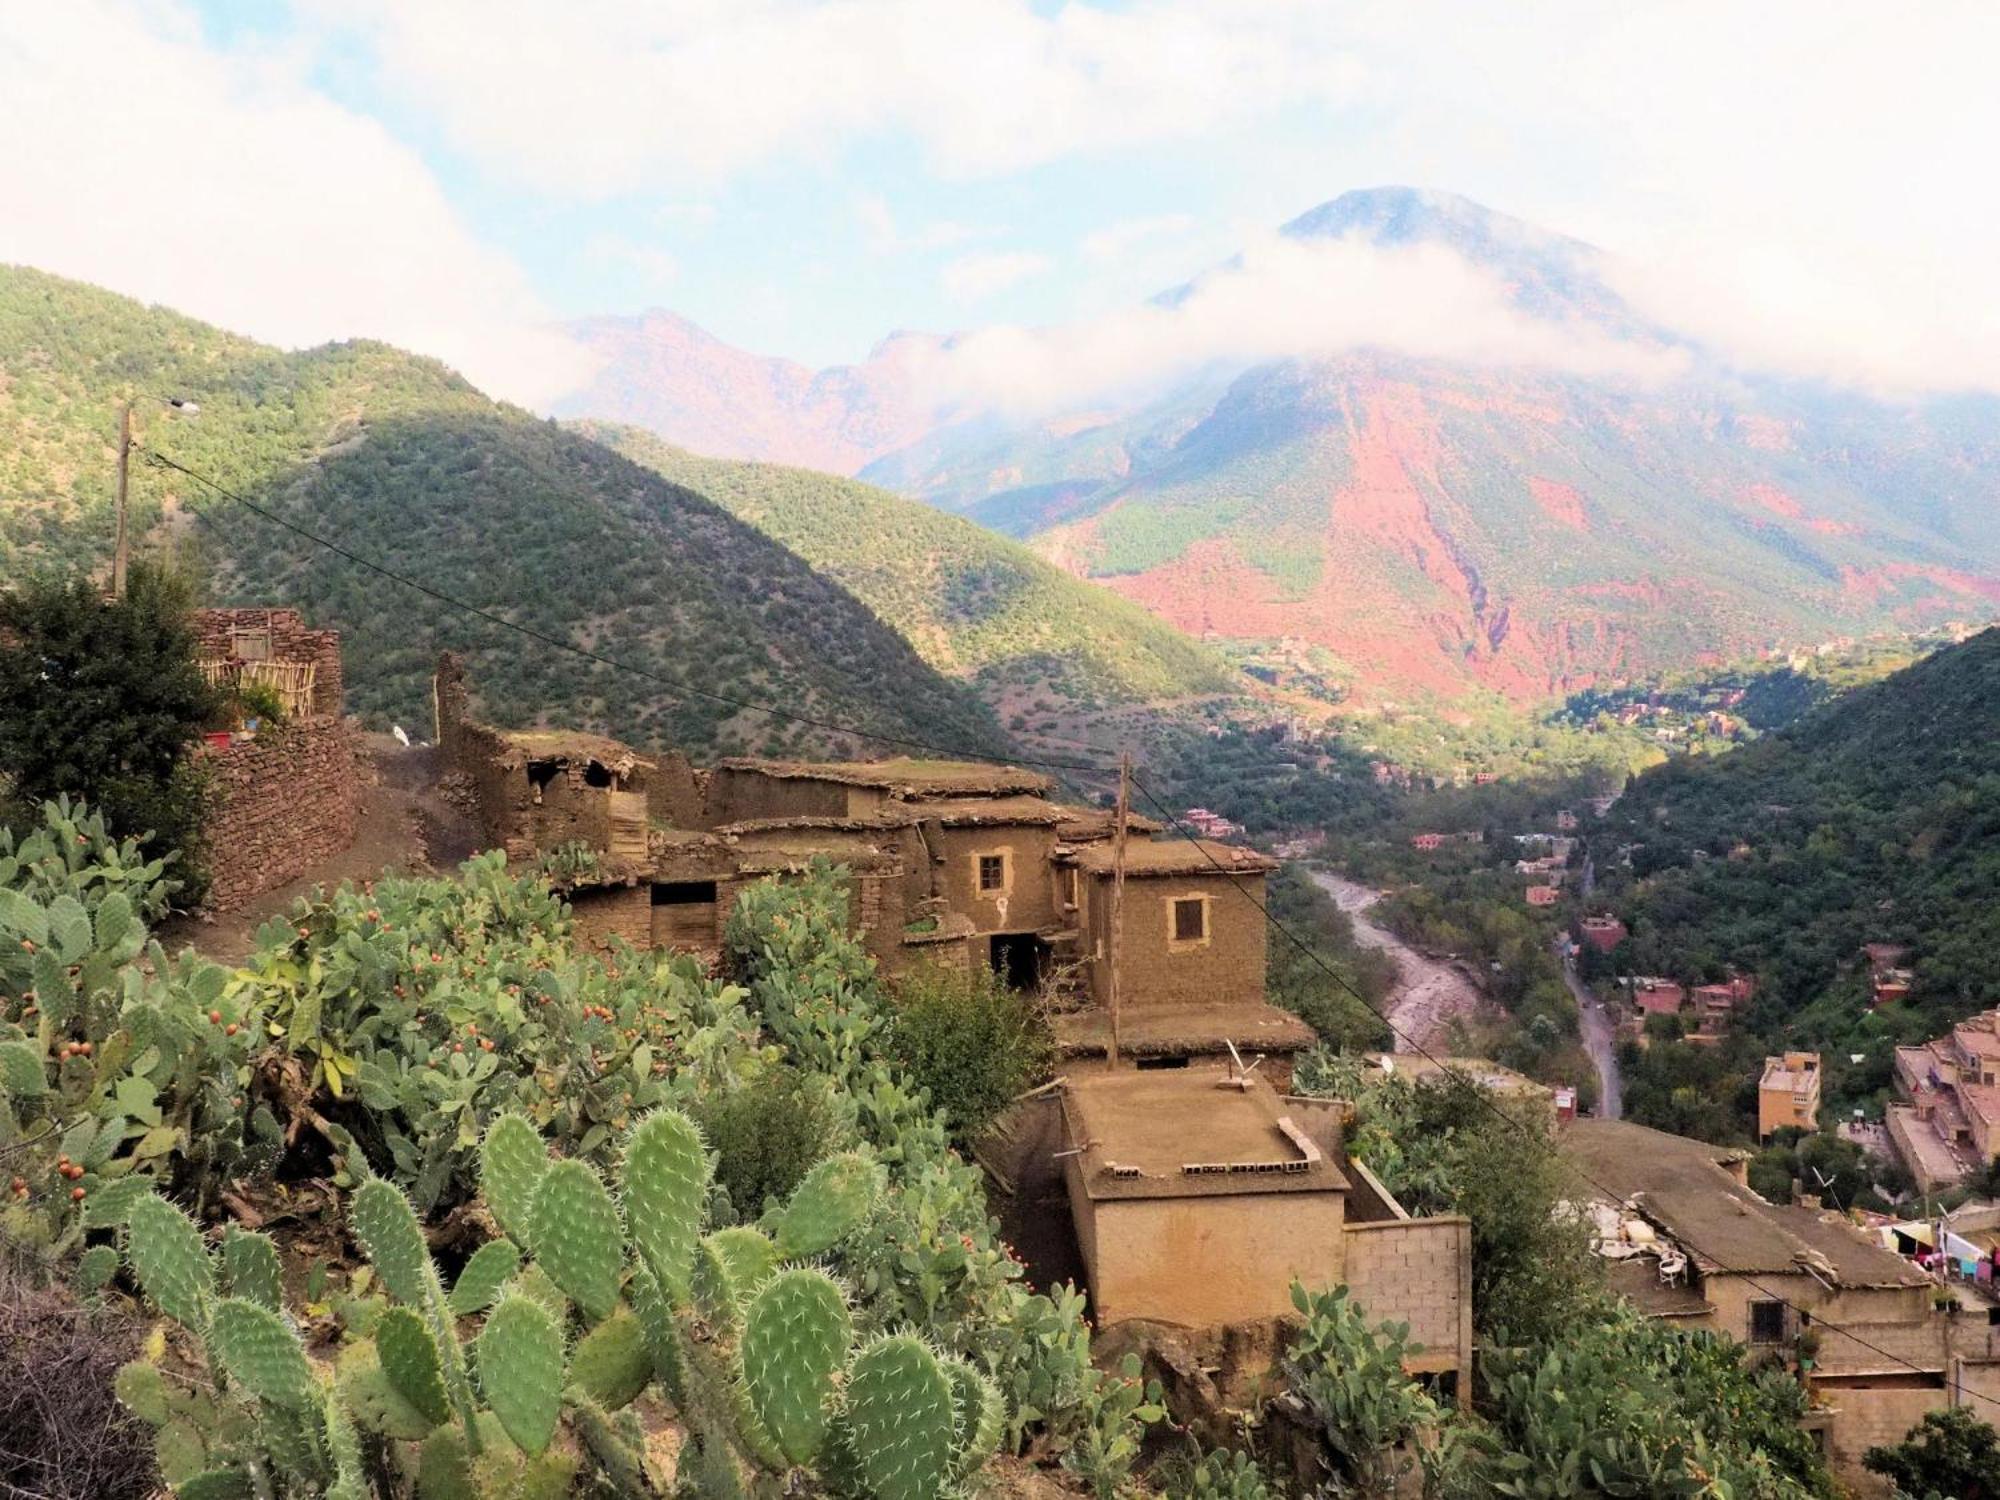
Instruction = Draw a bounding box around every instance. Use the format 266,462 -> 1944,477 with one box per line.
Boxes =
1107,750 -> 1131,1065
112,401 -> 133,599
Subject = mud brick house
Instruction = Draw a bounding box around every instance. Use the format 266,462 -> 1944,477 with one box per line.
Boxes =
1568,1118 -> 2000,1488
1058,1067 -> 1472,1392
1888,1007 -> 2000,1192
1758,1052 -> 1822,1139
193,608 -> 356,911
1628,977 -> 1687,1017
1685,973 -> 1754,1042
1576,914 -> 1627,954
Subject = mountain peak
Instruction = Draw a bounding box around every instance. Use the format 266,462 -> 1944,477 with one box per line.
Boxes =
1280,186 -> 1591,260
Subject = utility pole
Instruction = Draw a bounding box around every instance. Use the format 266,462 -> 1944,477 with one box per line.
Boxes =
1107,750 -> 1131,1066
112,401 -> 133,599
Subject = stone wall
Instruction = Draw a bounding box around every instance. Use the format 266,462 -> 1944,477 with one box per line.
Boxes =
1341,1216 -> 1474,1384
201,720 -> 358,911
192,607 -> 343,717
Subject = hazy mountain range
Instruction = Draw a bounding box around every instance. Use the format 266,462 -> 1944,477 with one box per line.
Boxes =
555,188 -> 2000,702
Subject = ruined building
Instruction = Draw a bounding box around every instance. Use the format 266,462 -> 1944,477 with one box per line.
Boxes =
434,655 -> 1314,1083
194,608 -> 357,910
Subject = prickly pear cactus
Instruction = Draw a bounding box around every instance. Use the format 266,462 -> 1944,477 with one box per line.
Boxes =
476,1294 -> 565,1457
479,1113 -> 548,1249
943,1356 -> 1007,1479
772,1151 -> 875,1259
222,1225 -> 284,1311
621,1108 -> 709,1297
447,1237 -> 520,1316
845,1334 -> 957,1500
351,1178 -> 434,1308
527,1157 -> 623,1322
125,1192 -> 215,1331
742,1267 -> 852,1466
570,1307 -> 652,1412
209,1297 -> 316,1409
375,1305 -> 453,1428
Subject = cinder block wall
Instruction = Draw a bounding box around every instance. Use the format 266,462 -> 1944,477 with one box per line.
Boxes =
202,721 -> 358,911
1341,1216 -> 1473,1383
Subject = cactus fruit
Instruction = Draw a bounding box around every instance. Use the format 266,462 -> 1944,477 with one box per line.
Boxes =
845,1334 -> 957,1500
943,1357 -> 1007,1479
621,1109 -> 709,1297
375,1305 -> 453,1428
125,1192 -> 214,1331
527,1158 -> 624,1322
570,1307 -> 652,1412
447,1237 -> 520,1316
351,1179 -> 434,1308
475,1294 -> 565,1457
209,1297 -> 316,1409
771,1151 -> 875,1259
479,1113 -> 548,1249
742,1267 -> 852,1466
222,1226 -> 284,1311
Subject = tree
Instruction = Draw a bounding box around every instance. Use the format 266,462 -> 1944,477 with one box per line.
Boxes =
0,561 -> 217,887
881,961 -> 1052,1143
1865,1407 -> 1999,1500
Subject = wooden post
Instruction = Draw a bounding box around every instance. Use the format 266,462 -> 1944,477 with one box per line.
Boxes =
112,401 -> 133,599
1108,751 -> 1131,1066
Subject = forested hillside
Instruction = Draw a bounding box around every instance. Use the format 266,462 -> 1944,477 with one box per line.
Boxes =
0,267 -> 1007,759
577,423 -> 1244,718
1591,627 -> 2000,1062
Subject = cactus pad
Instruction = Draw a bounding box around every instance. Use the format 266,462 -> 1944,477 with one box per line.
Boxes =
173,1471 -> 254,1500
627,1262 -> 688,1407
621,1109 -> 709,1297
350,1179 -> 434,1308
210,1297 -> 315,1409
527,1158 -> 624,1322
845,1334 -> 956,1500
479,1113 -> 548,1249
375,1305 -> 453,1427
338,1342 -> 438,1441
742,1267 -> 852,1466
772,1152 -> 875,1259
705,1225 -> 778,1296
570,1307 -> 652,1411
75,1243 -> 120,1292
475,1295 -> 565,1457
221,1226 -> 284,1311
943,1357 -> 1007,1478
447,1237 -> 521,1316
125,1192 -> 214,1331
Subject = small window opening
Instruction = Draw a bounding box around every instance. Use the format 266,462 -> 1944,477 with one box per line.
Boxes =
651,882 -> 718,906
1172,897 -> 1207,943
1749,1300 -> 1786,1343
231,626 -> 273,661
978,854 -> 1007,893
526,760 -> 560,804
583,761 -> 614,789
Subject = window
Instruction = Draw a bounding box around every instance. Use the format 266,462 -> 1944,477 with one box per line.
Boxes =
1172,896 -> 1208,944
1748,1300 -> 1786,1344
650,882 -> 717,906
231,626 -> 273,661
977,854 -> 1007,893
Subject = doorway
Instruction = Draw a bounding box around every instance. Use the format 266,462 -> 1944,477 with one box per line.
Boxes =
989,932 -> 1051,992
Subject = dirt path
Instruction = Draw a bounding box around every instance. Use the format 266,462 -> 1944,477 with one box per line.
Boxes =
159,733 -> 481,965
1309,869 -> 1486,1053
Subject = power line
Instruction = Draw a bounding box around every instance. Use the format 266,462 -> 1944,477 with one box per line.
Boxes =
1126,770 -> 2000,1417
141,446 -> 1122,778
141,443 -> 1999,1414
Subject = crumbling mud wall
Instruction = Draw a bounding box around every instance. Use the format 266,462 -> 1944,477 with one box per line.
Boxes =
192,608 -> 343,717
201,721 -> 358,911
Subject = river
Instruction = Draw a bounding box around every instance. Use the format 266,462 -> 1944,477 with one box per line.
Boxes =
1308,870 -> 1487,1053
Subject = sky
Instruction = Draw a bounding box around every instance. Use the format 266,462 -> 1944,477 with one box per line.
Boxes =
2,1 -> 1998,408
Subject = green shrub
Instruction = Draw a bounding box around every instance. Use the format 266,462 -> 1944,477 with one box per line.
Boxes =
881,963 -> 1052,1142
691,1063 -> 844,1217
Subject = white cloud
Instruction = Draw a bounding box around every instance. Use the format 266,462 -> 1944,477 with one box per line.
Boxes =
581,233 -> 680,287
1081,213 -> 1195,263
300,0 -> 1364,194
0,1 -> 592,406
854,195 -> 984,255
920,231 -> 1686,416
940,251 -> 1053,303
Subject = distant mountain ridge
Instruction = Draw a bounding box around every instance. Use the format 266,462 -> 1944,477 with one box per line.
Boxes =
560,187 -> 2000,703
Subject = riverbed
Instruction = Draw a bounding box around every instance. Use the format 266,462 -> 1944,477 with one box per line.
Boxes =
1308,869 -> 1487,1053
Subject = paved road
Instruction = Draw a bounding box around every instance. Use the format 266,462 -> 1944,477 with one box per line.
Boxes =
1309,870 -> 1485,1053
1560,944 -> 1623,1119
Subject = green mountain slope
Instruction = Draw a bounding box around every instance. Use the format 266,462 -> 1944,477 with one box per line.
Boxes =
1592,627 -> 2000,1047
574,423 -> 1245,717
0,266 -> 1008,760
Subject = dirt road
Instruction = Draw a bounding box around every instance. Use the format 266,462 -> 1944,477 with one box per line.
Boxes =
1560,944 -> 1623,1118
1309,870 -> 1486,1053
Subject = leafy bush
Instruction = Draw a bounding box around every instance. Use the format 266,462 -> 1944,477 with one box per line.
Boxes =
1864,1406 -> 1998,1500
691,1062 -> 844,1217
882,962 -> 1052,1142
0,561 -> 219,890
1285,1282 -> 1446,1498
